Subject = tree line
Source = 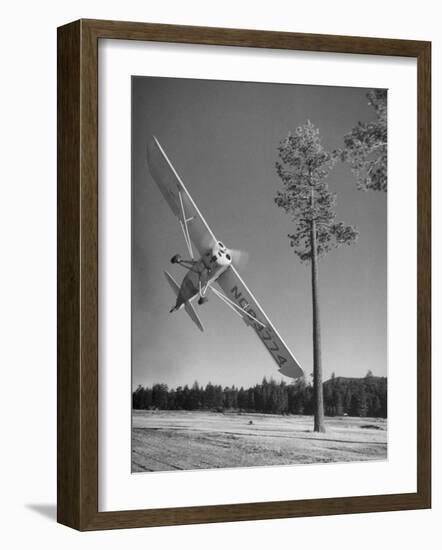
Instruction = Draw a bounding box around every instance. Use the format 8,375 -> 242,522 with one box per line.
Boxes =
132,372 -> 387,418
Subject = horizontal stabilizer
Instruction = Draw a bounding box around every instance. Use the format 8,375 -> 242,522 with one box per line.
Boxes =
164,271 -> 204,332
184,301 -> 205,332
164,270 -> 180,296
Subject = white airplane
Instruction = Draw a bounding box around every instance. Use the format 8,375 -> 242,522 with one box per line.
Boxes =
146,136 -> 304,380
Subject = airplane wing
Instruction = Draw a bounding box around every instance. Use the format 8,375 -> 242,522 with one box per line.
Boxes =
147,137 -> 218,258
216,266 -> 304,380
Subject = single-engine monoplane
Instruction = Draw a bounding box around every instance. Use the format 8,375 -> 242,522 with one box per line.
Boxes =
146,137 -> 303,380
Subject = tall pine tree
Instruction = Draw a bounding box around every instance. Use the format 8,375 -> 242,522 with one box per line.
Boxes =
275,121 -> 358,432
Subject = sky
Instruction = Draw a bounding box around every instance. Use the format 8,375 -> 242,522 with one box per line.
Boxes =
131,76 -> 387,390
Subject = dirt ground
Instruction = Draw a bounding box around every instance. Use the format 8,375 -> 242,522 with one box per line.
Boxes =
132,410 -> 387,472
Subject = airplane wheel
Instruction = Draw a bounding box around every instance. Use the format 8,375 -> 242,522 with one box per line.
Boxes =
198,296 -> 208,305
171,254 -> 181,264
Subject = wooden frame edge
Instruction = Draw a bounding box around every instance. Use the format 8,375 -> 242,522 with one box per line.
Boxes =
57,20 -> 82,529
416,40 -> 431,510
57,19 -> 431,531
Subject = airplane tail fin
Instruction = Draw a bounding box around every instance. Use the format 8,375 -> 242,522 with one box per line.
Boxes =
164,271 -> 205,332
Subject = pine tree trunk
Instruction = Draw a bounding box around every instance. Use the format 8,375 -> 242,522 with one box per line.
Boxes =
311,218 -> 326,433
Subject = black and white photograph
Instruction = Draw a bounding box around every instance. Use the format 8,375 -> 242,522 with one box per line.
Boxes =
2,0 -> 435,543
131,76 -> 388,473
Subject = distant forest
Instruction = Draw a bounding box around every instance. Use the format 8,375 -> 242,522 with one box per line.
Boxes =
132,372 -> 387,418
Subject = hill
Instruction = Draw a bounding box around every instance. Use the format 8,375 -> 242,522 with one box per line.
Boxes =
323,375 -> 387,417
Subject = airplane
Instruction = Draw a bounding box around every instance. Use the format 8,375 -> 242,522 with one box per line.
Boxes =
146,136 -> 304,380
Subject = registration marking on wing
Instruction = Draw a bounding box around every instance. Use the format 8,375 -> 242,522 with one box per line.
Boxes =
217,266 -> 303,379
229,285 -> 288,367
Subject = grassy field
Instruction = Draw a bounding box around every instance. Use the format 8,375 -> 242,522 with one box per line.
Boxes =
132,410 -> 387,472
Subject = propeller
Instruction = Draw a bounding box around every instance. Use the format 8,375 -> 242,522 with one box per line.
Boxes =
229,248 -> 249,271
199,233 -> 249,271
200,233 -> 218,254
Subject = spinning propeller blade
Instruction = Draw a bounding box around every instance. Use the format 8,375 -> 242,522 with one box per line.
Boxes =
230,248 -> 249,271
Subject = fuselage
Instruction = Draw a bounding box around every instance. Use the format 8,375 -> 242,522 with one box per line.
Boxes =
174,241 -> 232,309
